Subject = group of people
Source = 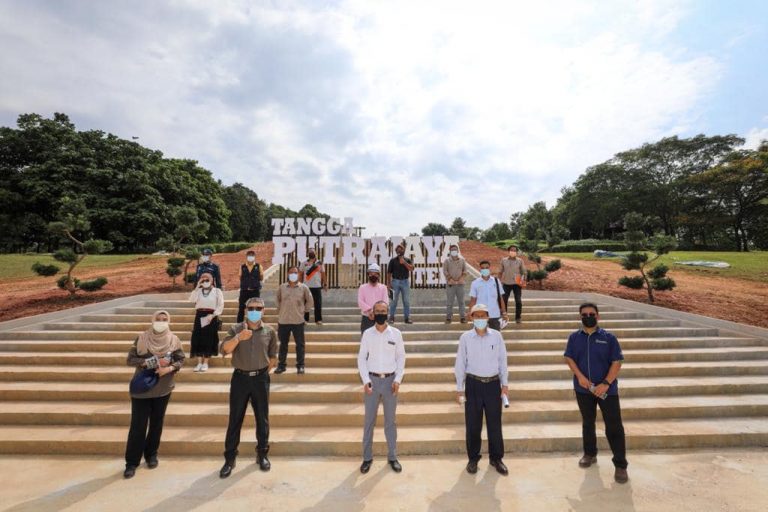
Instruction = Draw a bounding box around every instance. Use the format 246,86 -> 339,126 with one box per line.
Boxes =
123,245 -> 629,485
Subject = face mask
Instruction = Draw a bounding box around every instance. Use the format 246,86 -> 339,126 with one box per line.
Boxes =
152,321 -> 169,333
308,253 -> 316,259
480,269 -> 491,277
581,316 -> 598,328
374,313 -> 388,325
201,281 -> 212,289
509,251 -> 517,257
246,256 -> 255,263
202,256 -> 210,263
288,273 -> 299,283
368,275 -> 379,283
396,250 -> 404,256
473,319 -> 488,330
247,310 -> 263,323
450,250 -> 458,257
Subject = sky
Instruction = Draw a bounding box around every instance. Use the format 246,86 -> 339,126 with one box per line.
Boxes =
1,0 -> 766,235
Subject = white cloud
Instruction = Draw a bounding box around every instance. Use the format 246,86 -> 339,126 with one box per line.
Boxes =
744,126 -> 768,149
0,0 -> 739,235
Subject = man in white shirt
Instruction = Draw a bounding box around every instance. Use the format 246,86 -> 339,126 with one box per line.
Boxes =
455,303 -> 509,475
357,300 -> 406,474
468,260 -> 508,330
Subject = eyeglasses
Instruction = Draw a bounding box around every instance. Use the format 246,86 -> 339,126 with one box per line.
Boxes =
247,307 -> 264,311
581,313 -> 597,318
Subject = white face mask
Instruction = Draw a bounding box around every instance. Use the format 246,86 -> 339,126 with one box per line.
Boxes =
201,281 -> 212,289
288,273 -> 299,283
450,250 -> 458,257
201,255 -> 210,263
153,321 -> 169,333
246,256 -> 255,263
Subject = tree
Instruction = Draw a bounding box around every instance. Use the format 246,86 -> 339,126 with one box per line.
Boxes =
481,222 -> 513,242
449,217 -> 469,239
46,197 -> 112,297
166,257 -> 185,287
157,206 -> 210,254
222,183 -> 268,242
518,201 -> 569,248
422,223 -> 450,236
617,212 -> 677,303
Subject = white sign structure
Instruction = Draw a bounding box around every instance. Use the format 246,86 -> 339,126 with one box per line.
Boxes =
271,217 -> 460,286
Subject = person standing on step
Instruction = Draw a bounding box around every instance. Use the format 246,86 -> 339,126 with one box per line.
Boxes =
189,272 -> 224,372
275,265 -> 314,375
499,245 -> 526,324
443,243 -> 468,324
387,243 -> 414,324
358,300 -> 406,474
455,303 -> 509,476
300,249 -> 326,325
563,302 -> 629,484
195,248 -> 223,289
237,250 -> 262,323
357,263 -> 389,333
468,260 -> 508,330
124,310 -> 185,479
219,297 -> 277,478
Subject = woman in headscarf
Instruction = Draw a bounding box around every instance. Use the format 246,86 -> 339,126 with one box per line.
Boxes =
189,272 -> 224,372
124,310 -> 185,479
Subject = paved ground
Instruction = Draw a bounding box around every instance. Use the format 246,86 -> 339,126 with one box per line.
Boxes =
1,450 -> 766,511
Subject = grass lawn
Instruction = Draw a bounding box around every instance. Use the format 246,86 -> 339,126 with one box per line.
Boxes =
547,251 -> 768,283
0,254 -> 162,280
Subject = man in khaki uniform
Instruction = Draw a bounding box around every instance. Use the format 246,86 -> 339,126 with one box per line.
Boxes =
275,265 -> 314,375
499,245 -> 527,324
443,243 -> 468,324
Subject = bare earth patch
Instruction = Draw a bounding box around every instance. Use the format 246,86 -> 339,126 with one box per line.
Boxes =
459,240 -> 768,329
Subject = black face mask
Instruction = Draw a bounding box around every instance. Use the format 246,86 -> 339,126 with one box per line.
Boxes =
368,275 -> 379,283
374,313 -> 388,325
581,316 -> 598,328
308,253 -> 316,259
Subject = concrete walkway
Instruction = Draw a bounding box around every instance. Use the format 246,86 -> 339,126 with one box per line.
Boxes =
1,450 -> 766,511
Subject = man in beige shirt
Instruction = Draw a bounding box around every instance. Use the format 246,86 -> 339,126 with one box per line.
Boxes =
499,244 -> 527,324
275,265 -> 314,375
443,243 -> 468,323
219,297 -> 278,477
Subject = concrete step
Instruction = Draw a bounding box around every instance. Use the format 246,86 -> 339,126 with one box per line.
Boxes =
1,417 -> 766,455
1,337 -> 761,354
2,374 -> 768,402
139,298 -> 590,309
2,395 -> 766,428
0,327 -> 720,341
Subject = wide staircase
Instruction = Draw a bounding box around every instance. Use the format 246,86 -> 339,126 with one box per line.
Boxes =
0,292 -> 767,457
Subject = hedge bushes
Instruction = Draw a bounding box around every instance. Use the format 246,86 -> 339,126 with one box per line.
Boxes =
541,239 -> 628,253
187,242 -> 253,254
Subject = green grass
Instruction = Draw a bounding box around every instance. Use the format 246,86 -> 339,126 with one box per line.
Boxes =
547,251 -> 768,283
0,254 -> 162,280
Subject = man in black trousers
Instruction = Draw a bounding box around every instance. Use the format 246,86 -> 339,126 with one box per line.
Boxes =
219,297 -> 277,478
236,250 -> 261,323
564,302 -> 629,483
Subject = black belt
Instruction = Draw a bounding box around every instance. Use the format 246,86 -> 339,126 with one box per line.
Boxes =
234,367 -> 269,377
369,371 -> 395,378
467,373 -> 499,383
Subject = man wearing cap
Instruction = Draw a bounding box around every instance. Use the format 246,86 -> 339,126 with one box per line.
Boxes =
196,249 -> 223,289
443,243 -> 468,324
357,263 -> 389,333
468,260 -> 507,330
219,297 -> 277,478
357,300 -> 406,474
455,303 -> 509,475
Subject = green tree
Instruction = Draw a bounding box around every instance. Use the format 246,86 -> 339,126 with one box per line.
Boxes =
481,222 -> 513,242
618,212 -> 677,303
422,223 -> 450,236
222,183 -> 268,242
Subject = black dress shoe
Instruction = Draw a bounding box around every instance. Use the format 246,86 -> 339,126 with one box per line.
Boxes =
274,366 -> 286,374
219,461 -> 236,479
123,466 -> 137,479
579,454 -> 597,468
388,459 -> 402,473
360,460 -> 372,474
490,459 -> 509,476
466,460 -> 478,474
297,366 -> 305,375
257,454 -> 271,471
146,456 -> 158,469
404,318 -> 413,324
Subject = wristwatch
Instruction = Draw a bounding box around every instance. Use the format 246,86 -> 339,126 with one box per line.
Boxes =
601,379 -> 611,386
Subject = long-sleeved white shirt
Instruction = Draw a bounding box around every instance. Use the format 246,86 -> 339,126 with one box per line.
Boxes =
189,287 -> 224,316
454,328 -> 508,392
357,325 -> 406,386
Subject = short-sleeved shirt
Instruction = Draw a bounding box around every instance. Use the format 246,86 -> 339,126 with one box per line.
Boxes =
469,277 -> 504,318
222,322 -> 278,371
500,257 -> 526,285
299,260 -> 324,288
276,283 -> 314,324
564,328 -> 624,395
388,256 -> 413,280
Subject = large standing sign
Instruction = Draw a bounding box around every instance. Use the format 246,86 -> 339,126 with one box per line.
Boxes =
271,217 -> 459,288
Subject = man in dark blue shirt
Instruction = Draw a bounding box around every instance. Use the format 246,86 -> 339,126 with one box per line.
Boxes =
237,250 -> 261,323
195,249 -> 223,289
564,302 -> 628,484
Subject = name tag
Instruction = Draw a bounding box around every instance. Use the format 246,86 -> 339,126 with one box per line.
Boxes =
387,341 -> 395,346
595,339 -> 608,345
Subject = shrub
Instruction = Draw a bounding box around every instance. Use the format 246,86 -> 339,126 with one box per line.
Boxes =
544,259 -> 562,272
529,269 -> 548,281
79,277 -> 108,291
185,272 -> 197,284
652,277 -> 676,291
618,276 -> 645,289
647,264 -> 669,279
31,262 -> 60,276
57,275 -> 80,289
167,257 -> 186,267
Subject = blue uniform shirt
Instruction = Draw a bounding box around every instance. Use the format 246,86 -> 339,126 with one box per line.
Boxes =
564,327 -> 624,395
195,261 -> 222,289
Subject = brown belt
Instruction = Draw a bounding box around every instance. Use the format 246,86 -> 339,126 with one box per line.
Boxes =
467,373 -> 499,383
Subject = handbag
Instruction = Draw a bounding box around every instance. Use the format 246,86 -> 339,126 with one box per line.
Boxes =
129,368 -> 159,394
